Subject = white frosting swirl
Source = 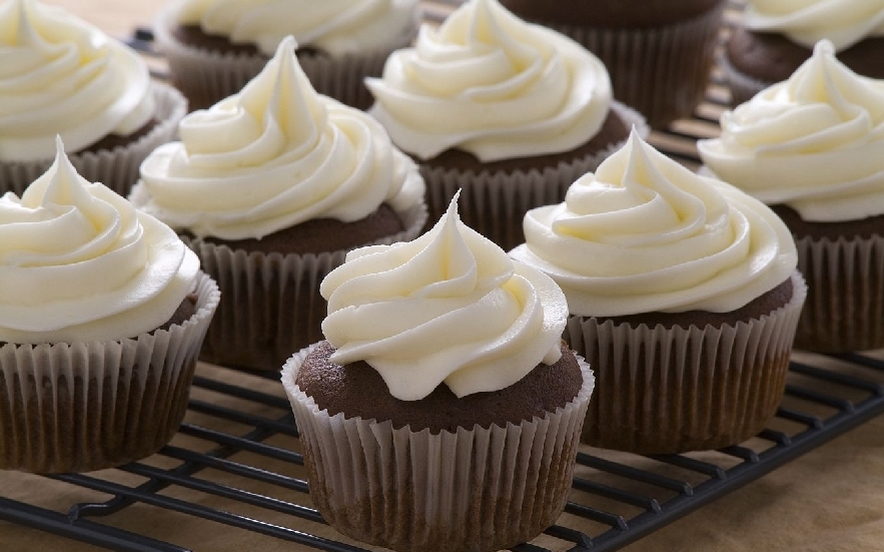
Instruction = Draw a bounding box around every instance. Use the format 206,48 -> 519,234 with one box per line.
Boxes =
134,36 -> 425,241
698,41 -> 884,223
510,130 -> 797,317
175,0 -> 420,57
365,0 -> 612,162
743,0 -> 884,51
320,194 -> 568,401
0,0 -> 154,162
0,139 -> 199,344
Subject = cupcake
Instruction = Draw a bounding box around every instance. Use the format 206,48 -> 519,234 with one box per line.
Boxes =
366,0 -> 645,252
724,0 -> 884,105
153,0 -> 421,110
511,130 -> 804,454
700,40 -> 884,353
131,36 -> 427,371
0,0 -> 187,197
500,0 -> 727,128
281,195 -> 595,552
0,138 -> 219,474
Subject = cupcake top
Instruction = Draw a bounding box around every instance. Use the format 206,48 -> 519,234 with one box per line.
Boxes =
133,36 -> 424,241
699,40 -> 884,223
319,193 -> 569,401
365,0 -> 612,162
0,0 -> 154,162
742,0 -> 884,51
173,0 -> 420,57
510,130 -> 797,317
0,138 -> 199,344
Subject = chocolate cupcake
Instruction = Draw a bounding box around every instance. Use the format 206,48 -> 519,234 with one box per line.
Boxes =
0,140 -> 219,473
366,0 -> 644,253
153,0 -> 421,110
282,196 -> 594,552
131,37 -> 427,371
0,0 -> 187,197
511,131 -> 804,454
500,0 -> 726,128
700,40 -> 884,352
724,0 -> 884,105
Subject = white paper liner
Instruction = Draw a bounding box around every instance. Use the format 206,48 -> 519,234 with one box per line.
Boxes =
188,201 -> 427,371
0,272 -> 220,473
0,82 -> 187,198
281,343 -> 595,552
540,2 -> 725,128
565,270 -> 806,454
153,2 -> 419,111
419,101 -> 648,253
718,51 -> 771,107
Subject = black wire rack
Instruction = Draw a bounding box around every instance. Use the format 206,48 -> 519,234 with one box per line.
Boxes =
4,1 -> 884,551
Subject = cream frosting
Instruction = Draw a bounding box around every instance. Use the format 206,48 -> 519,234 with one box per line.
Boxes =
699,40 -> 884,223
743,0 -> 884,51
320,194 -> 568,401
0,138 -> 199,344
365,0 -> 612,162
174,0 -> 420,57
0,0 -> 154,162
510,130 -> 797,317
133,36 -> 425,241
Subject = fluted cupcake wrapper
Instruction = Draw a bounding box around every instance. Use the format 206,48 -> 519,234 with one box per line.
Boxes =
188,202 -> 427,371
566,271 -> 806,455
793,235 -> 884,353
154,3 -> 420,111
0,272 -> 220,474
718,51 -> 771,107
281,344 -> 595,552
420,101 -> 647,253
542,2 -> 725,128
0,82 -> 187,198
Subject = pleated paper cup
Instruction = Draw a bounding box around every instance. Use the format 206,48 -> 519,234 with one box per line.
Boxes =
0,82 -> 187,198
187,201 -> 428,371
719,51 -> 770,107
419,102 -> 647,253
154,3 -> 420,111
281,344 -> 595,552
0,271 -> 219,474
566,271 -> 806,455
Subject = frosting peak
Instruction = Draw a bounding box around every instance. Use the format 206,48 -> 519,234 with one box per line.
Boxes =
320,194 -> 568,401
743,0 -> 884,51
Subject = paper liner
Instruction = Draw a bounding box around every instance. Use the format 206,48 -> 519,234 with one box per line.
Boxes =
281,344 -> 595,552
0,82 -> 187,198
541,2 -> 725,128
0,272 -> 220,474
565,271 -> 806,454
791,235 -> 884,352
718,51 -> 770,107
189,201 -> 427,371
419,101 -> 648,253
154,3 -> 419,111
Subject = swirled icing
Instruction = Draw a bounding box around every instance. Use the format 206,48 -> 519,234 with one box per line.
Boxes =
743,0 -> 884,51
0,0 -> 154,162
365,0 -> 612,162
0,139 -> 199,344
510,130 -> 797,317
134,36 -> 425,241
698,40 -> 884,222
320,194 -> 568,401
174,0 -> 420,57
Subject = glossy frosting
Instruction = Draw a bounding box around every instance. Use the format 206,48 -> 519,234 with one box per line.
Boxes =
699,41 -> 884,222
0,0 -> 154,162
0,139 -> 199,344
366,0 -> 612,162
743,0 -> 884,50
134,36 -> 424,241
175,0 -> 420,57
320,195 -> 569,401
510,131 -> 797,317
